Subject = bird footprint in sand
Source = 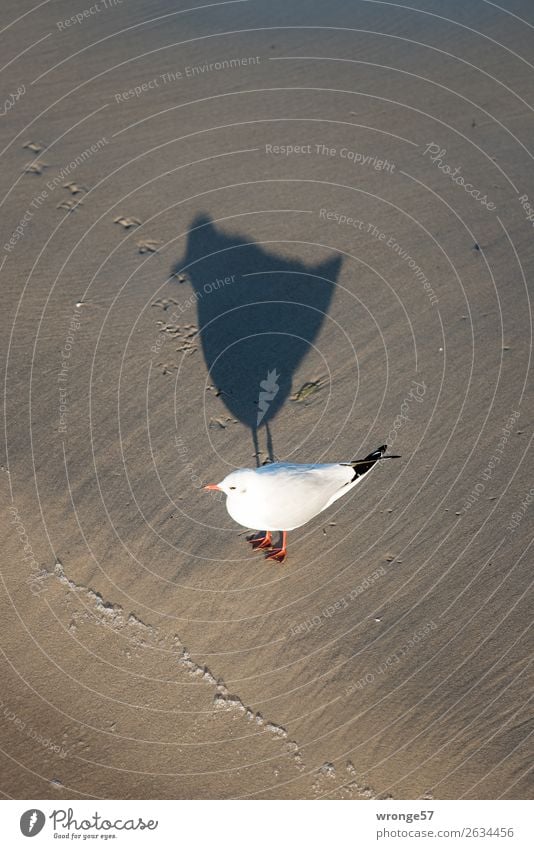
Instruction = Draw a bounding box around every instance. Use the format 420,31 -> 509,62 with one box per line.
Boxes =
175,326 -> 198,355
57,198 -> 83,212
137,238 -> 161,253
155,321 -> 181,336
24,160 -> 48,174
156,362 -> 178,375
114,215 -> 141,229
291,377 -> 327,404
151,297 -> 179,311
209,416 -> 236,429
63,181 -> 87,195
155,321 -> 198,355
23,140 -> 43,153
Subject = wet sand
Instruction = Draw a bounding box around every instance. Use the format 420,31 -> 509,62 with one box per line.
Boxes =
0,0 -> 533,799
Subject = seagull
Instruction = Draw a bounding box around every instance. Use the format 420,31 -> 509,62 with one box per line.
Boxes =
204,444 -> 400,562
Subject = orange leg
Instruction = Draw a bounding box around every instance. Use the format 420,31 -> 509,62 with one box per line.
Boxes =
265,531 -> 287,563
248,531 -> 272,550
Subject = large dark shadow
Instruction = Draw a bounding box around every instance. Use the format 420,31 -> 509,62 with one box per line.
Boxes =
171,214 -> 342,463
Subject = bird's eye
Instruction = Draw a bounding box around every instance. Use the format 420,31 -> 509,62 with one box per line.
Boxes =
229,486 -> 236,490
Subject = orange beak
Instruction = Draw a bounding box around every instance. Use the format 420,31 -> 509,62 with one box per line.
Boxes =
203,483 -> 221,492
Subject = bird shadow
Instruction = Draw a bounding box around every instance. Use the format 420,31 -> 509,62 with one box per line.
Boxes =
171,214 -> 342,465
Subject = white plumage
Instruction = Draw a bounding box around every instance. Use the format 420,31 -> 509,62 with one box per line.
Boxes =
221,462 -> 357,530
204,445 -> 400,562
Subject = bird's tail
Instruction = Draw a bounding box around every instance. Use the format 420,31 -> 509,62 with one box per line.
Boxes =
348,444 -> 400,480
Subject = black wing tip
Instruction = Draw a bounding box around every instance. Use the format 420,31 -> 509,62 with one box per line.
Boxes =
363,444 -> 399,460
349,444 -> 401,481
370,444 -> 401,459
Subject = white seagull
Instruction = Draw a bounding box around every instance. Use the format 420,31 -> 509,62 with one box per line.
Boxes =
204,444 -> 400,562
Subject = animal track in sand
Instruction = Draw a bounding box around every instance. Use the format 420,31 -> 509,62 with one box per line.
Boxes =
24,160 -> 48,174
205,383 -> 223,398
151,297 -> 179,312
156,362 -> 178,375
57,199 -> 83,212
22,140 -> 43,153
63,181 -> 87,195
208,416 -> 237,429
291,376 -> 327,404
137,238 -> 161,254
114,215 -> 141,229
151,320 -> 199,367
154,321 -> 198,356
155,321 -> 181,336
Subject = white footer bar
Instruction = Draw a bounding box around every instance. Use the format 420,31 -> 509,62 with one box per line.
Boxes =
3,799 -> 532,848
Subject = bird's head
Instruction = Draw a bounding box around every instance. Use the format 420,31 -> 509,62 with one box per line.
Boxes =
203,468 -> 253,497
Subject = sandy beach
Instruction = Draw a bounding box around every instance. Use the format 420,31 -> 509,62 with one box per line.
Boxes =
1,0 -> 533,800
